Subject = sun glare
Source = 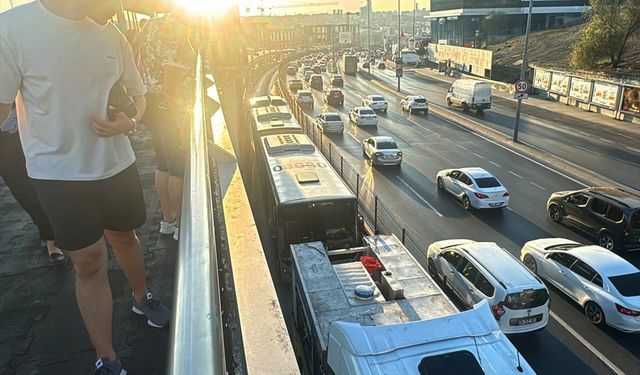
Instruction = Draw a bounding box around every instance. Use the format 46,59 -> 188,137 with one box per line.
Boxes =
172,0 -> 238,17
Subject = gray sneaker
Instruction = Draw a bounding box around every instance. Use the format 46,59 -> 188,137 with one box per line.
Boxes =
94,358 -> 126,375
131,291 -> 170,328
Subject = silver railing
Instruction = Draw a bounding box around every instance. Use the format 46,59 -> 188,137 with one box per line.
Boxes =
168,55 -> 226,374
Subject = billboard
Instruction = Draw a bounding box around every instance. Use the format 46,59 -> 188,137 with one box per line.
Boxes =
621,86 -> 640,114
591,82 -> 618,109
569,77 -> 591,102
431,44 -> 492,77
550,72 -> 569,95
533,69 -> 551,90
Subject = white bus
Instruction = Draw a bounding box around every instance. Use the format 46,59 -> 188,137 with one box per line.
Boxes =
400,49 -> 419,65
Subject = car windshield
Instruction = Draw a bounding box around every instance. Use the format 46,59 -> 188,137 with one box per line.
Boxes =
299,92 -> 311,97
609,272 -> 640,297
360,109 -> 375,115
504,289 -> 549,310
474,177 -> 501,188
413,98 -> 427,103
333,77 -> 343,80
252,99 -> 269,107
545,243 -> 581,251
377,141 -> 398,150
271,99 -> 287,106
371,96 -> 385,101
325,114 -> 341,121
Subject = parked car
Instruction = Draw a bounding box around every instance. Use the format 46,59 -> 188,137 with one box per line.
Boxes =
446,79 -> 492,113
400,95 -> 429,114
316,112 -> 344,134
521,238 -> 640,333
330,75 -> 344,87
288,79 -> 303,93
349,106 -> 378,126
362,136 -> 402,166
436,167 -> 509,210
377,62 -> 386,69
362,95 -> 388,112
428,240 -> 550,334
323,88 -> 344,106
546,187 -> 640,251
296,90 -> 314,109
310,74 -> 323,90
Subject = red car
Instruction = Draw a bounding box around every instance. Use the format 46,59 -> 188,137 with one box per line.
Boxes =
324,88 -> 344,107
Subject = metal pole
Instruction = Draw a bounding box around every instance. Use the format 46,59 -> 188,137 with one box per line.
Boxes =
374,196 -> 379,234
367,0 -> 371,75
397,0 -> 401,92
413,1 -> 416,37
513,0 -> 533,143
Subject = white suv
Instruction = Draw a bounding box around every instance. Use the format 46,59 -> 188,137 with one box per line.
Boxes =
400,95 -> 429,115
427,239 -> 550,334
362,95 -> 388,112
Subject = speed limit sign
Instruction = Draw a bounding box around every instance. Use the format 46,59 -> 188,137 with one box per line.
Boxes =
515,79 -> 529,93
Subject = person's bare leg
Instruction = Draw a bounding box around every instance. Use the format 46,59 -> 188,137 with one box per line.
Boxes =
105,229 -> 148,303
68,238 -> 115,361
46,240 -> 63,255
168,175 -> 183,225
155,170 -> 174,222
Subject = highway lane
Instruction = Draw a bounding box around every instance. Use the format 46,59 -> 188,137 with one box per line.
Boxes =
370,67 -> 640,191
285,68 -> 640,375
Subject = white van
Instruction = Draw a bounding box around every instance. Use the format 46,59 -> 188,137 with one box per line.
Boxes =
446,79 -> 492,113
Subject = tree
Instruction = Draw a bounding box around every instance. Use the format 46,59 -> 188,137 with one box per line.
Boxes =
477,11 -> 510,45
571,0 -> 640,69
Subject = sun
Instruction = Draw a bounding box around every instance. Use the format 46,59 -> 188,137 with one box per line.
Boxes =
172,0 -> 239,17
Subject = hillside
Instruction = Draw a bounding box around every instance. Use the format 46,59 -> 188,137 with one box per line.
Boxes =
487,25 -> 640,80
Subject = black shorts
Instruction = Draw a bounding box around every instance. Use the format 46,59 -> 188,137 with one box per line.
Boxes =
31,163 -> 146,251
150,123 -> 185,177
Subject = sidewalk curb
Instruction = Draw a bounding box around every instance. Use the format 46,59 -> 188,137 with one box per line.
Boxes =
369,78 -> 640,194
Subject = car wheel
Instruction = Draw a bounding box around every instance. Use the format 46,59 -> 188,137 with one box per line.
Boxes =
447,99 -> 452,106
362,147 -> 367,158
427,258 -> 437,278
548,204 -> 563,222
436,177 -> 444,191
523,255 -> 538,275
598,232 -> 616,251
424,109 -> 429,115
584,302 -> 606,326
462,195 -> 471,210
462,103 -> 470,112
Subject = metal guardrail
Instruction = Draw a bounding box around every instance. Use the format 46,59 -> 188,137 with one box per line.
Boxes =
276,63 -> 430,264
168,55 -> 226,375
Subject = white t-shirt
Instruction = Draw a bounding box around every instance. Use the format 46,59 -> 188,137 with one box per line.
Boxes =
0,1 -> 146,181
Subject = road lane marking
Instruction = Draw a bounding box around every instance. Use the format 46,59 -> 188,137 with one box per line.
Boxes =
405,118 -> 438,135
472,152 -> 485,159
549,311 -> 625,375
396,177 -> 444,217
530,182 -> 547,191
614,132 -> 633,140
626,146 -> 640,154
457,144 -> 469,151
599,137 -> 614,144
577,130 -> 591,136
489,161 -> 502,168
508,170 -> 524,179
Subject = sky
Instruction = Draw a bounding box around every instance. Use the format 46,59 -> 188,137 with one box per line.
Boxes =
1,1 -> 428,15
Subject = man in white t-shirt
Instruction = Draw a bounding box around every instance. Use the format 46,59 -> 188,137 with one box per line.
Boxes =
0,1 -> 170,374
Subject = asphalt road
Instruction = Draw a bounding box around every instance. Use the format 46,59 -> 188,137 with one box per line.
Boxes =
279,66 -> 640,375
370,66 -> 640,191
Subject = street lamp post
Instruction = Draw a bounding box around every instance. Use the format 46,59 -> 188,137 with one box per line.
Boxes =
397,0 -> 401,92
513,0 -> 534,143
367,0 -> 371,75
413,1 -> 416,37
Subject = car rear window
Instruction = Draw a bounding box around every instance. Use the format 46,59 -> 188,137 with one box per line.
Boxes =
413,98 -> 427,103
609,272 -> 640,297
377,141 -> 398,150
474,177 -> 501,188
290,79 -> 302,84
298,92 -> 312,97
372,96 -> 385,101
504,289 -> 549,310
360,109 -> 375,115
325,114 -> 341,121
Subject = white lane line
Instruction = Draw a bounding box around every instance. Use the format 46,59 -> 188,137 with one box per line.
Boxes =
508,170 -> 524,179
530,181 -> 547,191
457,144 -> 469,151
550,311 -> 625,375
574,144 -> 593,153
577,130 -> 591,137
599,137 -> 614,144
405,118 -> 438,135
505,207 -> 514,212
626,146 -> 640,154
396,177 -> 444,218
614,132 -> 633,140
489,160 -> 502,168
472,152 -> 485,159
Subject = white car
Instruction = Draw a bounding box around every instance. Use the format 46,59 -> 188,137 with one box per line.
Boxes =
296,90 -> 314,109
427,240 -> 550,334
436,167 -> 509,210
362,136 -> 402,166
520,238 -> 640,333
349,107 -> 378,126
400,95 -> 429,114
316,112 -> 344,134
361,95 -> 388,112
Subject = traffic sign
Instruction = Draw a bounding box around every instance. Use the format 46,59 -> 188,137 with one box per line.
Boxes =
515,79 -> 529,93
514,93 -> 529,100
395,66 -> 403,78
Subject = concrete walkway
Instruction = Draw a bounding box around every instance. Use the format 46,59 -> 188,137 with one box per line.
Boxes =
0,130 -> 174,375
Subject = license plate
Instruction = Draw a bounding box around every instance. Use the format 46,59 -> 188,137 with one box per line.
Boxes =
489,202 -> 503,207
517,317 -> 537,325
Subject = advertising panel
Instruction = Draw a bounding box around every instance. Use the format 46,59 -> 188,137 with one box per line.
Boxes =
550,72 -> 569,95
569,77 -> 592,102
533,69 -> 551,90
621,86 -> 640,114
430,44 -> 492,76
591,82 -> 618,109
338,31 -> 352,44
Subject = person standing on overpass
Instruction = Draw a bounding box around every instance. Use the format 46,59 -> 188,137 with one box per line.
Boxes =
0,1 -> 170,374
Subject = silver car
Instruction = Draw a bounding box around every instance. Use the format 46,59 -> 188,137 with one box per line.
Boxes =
362,136 -> 402,166
316,112 -> 344,134
296,90 -> 314,109
400,95 -> 429,114
349,107 -> 378,126
520,238 -> 640,333
362,95 -> 388,112
436,167 -> 509,210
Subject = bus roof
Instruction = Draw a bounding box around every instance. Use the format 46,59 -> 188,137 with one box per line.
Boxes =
261,134 -> 355,206
250,106 -> 302,137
